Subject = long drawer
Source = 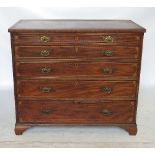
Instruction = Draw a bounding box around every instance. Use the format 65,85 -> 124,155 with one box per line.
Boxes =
17,80 -> 137,99
13,33 -> 141,45
15,46 -> 140,59
18,100 -> 135,124
16,61 -> 138,79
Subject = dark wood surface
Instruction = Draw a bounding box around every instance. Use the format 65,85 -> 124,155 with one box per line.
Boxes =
18,100 -> 135,124
8,20 -> 146,32
15,45 -> 140,59
9,20 -> 145,135
17,80 -> 136,99
16,61 -> 138,79
13,33 -> 141,46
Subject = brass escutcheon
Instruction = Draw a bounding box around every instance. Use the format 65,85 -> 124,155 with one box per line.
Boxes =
40,36 -> 49,42
41,87 -> 51,93
41,67 -> 51,74
102,67 -> 113,74
102,36 -> 113,43
102,109 -> 112,116
101,87 -> 112,94
40,50 -> 50,57
101,50 -> 113,56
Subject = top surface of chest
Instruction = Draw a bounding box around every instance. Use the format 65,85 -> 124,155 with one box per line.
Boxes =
8,20 -> 146,33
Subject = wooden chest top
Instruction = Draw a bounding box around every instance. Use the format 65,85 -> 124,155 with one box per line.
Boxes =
8,20 -> 146,33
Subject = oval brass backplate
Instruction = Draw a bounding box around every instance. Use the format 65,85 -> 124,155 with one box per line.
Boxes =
40,36 -> 50,42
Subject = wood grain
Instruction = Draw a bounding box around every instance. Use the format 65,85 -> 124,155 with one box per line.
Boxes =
16,61 -> 138,79
17,80 -> 137,99
13,33 -> 141,46
18,100 -> 135,124
15,46 -> 140,59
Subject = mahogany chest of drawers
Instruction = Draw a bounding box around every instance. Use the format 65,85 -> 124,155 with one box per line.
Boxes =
8,20 -> 146,135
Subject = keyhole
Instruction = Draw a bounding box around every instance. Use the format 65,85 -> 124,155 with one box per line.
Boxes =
75,63 -> 79,69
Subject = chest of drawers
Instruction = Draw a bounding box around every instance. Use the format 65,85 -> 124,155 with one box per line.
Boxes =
9,20 -> 146,135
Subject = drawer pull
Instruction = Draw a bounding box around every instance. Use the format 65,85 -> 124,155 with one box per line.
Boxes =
41,87 -> 51,93
41,67 -> 51,74
40,36 -> 49,42
101,50 -> 113,56
41,109 -> 52,114
102,36 -> 113,43
102,67 -> 113,74
40,50 -> 50,57
101,87 -> 112,94
102,109 -> 112,116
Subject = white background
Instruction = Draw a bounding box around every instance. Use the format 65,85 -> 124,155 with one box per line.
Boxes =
0,7 -> 155,148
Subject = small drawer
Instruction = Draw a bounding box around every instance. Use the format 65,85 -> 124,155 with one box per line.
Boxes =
13,33 -> 75,45
15,46 -> 76,59
17,80 -> 137,99
78,46 -> 140,59
16,61 -> 138,80
18,100 -> 135,124
78,33 -> 141,45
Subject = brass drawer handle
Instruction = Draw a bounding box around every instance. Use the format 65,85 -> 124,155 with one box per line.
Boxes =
101,50 -> 113,56
41,87 -> 51,93
40,50 -> 50,57
102,67 -> 113,74
101,87 -> 112,94
102,36 -> 113,43
41,109 -> 52,114
40,36 -> 49,42
41,67 -> 51,74
102,109 -> 112,116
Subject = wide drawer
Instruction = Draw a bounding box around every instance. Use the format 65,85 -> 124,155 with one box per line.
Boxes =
18,100 -> 135,124
13,33 -> 141,45
16,61 -> 138,79
15,46 -> 140,59
17,80 -> 137,99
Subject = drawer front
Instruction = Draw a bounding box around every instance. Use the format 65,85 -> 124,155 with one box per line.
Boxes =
78,33 -> 140,45
13,34 -> 75,45
17,80 -> 136,99
18,100 -> 135,124
15,46 -> 140,59
16,61 -> 138,79
13,33 -> 140,45
15,46 -> 76,59
78,46 -> 140,59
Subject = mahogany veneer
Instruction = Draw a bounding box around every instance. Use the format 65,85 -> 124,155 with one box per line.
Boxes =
9,20 -> 146,135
